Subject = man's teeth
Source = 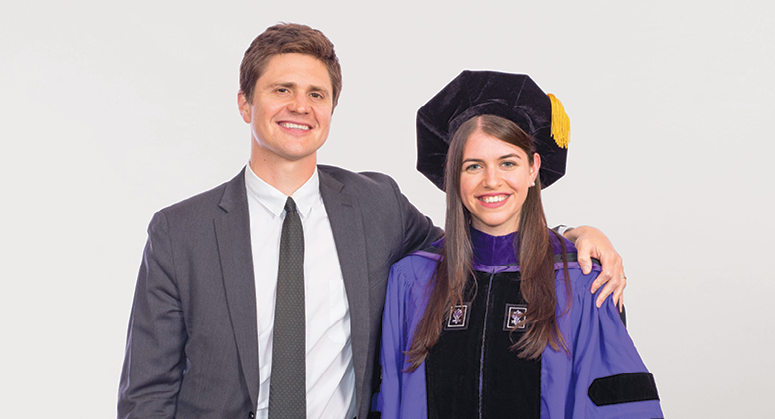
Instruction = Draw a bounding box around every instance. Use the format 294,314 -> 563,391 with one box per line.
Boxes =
281,122 -> 310,130
480,195 -> 506,203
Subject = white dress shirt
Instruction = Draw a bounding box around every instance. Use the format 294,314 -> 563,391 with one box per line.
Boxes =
245,166 -> 356,419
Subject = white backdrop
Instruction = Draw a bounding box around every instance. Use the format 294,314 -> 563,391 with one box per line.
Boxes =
2,1 -> 773,417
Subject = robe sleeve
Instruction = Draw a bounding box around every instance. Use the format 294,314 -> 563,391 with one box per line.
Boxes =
374,262 -> 408,418
373,257 -> 432,419
568,274 -> 664,418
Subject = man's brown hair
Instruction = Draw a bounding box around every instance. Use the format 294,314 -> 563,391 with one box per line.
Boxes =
240,23 -> 342,107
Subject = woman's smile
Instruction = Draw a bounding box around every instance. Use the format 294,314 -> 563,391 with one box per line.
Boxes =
460,131 -> 539,236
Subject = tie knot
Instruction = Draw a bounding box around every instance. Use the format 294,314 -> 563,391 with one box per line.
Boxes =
284,197 -> 298,215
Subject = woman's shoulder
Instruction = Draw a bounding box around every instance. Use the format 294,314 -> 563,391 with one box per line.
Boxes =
562,262 -> 601,293
549,230 -> 577,256
390,241 -> 443,287
550,234 -> 602,293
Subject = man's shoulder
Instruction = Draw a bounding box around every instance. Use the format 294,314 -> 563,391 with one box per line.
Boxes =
318,164 -> 398,192
156,169 -> 244,220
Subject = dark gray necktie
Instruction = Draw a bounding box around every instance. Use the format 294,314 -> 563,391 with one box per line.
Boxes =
268,197 -> 306,418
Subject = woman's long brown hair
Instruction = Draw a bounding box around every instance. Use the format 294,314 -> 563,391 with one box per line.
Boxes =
405,115 -> 571,372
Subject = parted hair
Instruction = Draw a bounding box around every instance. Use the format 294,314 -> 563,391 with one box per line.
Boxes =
405,114 -> 571,372
240,22 -> 342,107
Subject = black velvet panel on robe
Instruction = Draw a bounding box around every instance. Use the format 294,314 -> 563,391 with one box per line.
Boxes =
425,270 -> 541,419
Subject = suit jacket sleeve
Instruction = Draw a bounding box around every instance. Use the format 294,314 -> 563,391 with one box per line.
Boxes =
385,175 -> 443,257
118,211 -> 187,419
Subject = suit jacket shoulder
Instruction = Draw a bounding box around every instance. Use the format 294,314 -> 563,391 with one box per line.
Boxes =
155,169 -> 246,224
318,164 -> 401,194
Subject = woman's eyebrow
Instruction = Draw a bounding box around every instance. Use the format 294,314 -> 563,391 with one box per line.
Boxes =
499,153 -> 522,160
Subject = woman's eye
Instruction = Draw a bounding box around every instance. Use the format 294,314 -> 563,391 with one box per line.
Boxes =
502,161 -> 516,168
465,163 -> 481,171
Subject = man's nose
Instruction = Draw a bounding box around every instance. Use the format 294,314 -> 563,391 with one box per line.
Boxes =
288,94 -> 309,113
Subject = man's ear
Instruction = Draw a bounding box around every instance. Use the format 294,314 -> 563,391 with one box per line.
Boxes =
237,91 -> 251,123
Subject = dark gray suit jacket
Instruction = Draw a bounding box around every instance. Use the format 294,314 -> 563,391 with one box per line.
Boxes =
118,165 -> 442,419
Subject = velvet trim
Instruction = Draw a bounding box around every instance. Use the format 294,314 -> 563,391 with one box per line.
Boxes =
425,228 -> 549,419
587,372 -> 660,406
416,229 -> 585,274
425,269 -> 541,419
470,228 -> 518,267
468,229 -> 578,267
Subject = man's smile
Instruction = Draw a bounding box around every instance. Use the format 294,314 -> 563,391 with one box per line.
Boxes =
279,122 -> 311,130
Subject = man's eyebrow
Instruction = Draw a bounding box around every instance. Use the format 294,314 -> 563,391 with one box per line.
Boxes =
268,81 -> 330,94
307,84 -> 330,93
269,81 -> 297,89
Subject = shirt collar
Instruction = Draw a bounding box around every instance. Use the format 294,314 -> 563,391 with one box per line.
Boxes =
244,165 -> 320,219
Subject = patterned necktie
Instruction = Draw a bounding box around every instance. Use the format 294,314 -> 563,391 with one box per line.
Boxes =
268,197 -> 306,418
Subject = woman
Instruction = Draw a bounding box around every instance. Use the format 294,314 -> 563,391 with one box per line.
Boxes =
373,71 -> 662,418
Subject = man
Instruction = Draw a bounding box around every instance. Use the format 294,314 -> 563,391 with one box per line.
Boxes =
118,23 -> 625,419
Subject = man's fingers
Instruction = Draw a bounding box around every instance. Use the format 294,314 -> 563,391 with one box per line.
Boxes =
600,250 -> 624,279
616,273 -> 627,312
577,250 -> 593,275
589,268 -> 611,294
594,272 -> 616,307
595,271 -> 627,308
611,283 -> 624,310
568,226 -> 627,309
581,263 -> 592,275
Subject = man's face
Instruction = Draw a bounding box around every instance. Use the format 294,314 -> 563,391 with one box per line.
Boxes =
238,53 -> 334,167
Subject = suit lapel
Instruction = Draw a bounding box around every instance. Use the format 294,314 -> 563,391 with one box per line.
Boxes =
318,169 -> 371,398
214,168 -> 260,409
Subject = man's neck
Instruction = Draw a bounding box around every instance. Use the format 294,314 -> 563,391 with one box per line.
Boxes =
248,155 -> 317,196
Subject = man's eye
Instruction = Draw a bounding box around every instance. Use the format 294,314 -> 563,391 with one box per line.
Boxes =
310,92 -> 324,99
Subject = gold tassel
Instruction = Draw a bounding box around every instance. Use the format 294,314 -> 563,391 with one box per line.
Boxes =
548,93 -> 570,149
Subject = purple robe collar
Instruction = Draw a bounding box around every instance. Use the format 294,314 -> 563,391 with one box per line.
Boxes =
416,228 -> 577,273
470,228 -> 519,269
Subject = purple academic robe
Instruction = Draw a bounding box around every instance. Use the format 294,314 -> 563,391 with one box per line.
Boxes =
373,229 -> 663,419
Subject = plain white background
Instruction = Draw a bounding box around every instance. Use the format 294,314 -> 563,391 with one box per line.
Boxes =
2,1 -> 773,417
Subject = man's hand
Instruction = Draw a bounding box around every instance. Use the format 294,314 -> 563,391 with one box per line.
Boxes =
563,225 -> 625,310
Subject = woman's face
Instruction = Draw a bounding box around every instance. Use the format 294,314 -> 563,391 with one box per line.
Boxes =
459,130 -> 540,236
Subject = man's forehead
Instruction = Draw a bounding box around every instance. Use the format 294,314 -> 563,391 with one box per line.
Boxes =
260,54 -> 332,91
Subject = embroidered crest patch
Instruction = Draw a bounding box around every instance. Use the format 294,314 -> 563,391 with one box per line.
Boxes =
444,304 -> 471,330
503,304 -> 528,331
